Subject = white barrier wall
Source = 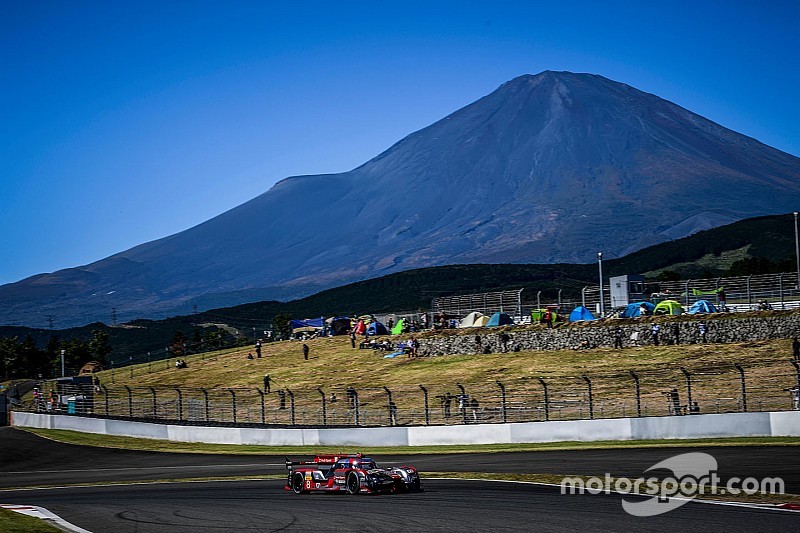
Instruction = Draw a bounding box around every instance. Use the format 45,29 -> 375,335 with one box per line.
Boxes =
10,410 -> 800,446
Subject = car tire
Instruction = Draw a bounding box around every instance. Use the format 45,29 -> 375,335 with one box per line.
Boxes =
292,472 -> 305,494
346,472 -> 360,495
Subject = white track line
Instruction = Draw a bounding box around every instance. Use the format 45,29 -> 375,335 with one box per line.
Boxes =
2,503 -> 93,533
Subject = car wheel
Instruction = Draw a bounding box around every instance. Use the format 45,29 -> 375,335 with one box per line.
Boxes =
346,472 -> 360,495
292,472 -> 305,494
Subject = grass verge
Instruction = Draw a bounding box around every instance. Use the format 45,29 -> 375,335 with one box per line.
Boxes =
21,427 -> 800,456
0,508 -> 62,533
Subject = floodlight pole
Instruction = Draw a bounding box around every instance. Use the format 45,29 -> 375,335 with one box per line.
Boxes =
597,252 -> 605,316
794,212 -> 799,289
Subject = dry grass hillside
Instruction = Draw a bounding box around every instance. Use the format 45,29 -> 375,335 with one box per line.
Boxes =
87,327 -> 800,426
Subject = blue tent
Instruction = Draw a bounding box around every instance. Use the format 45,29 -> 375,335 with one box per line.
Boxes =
688,300 -> 718,314
486,312 -> 514,327
367,321 -> 389,336
569,306 -> 596,322
619,302 -> 655,318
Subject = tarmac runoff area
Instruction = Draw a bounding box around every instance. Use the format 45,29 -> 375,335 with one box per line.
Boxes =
1,427 -> 799,532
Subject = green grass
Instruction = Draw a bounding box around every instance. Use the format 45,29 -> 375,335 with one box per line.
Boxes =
0,508 -> 62,533
23,428 -> 800,456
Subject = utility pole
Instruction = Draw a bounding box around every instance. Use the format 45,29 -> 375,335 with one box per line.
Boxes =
597,252 -> 605,316
60,349 -> 66,378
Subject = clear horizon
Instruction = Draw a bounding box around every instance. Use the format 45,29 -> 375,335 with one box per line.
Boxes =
2,1 -> 798,285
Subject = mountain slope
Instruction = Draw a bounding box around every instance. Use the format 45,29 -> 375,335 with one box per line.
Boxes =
3,71 -> 800,328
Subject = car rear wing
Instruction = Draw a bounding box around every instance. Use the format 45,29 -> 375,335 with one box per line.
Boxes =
285,453 -> 361,470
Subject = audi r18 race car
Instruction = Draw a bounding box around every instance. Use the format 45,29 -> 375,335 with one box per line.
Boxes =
284,453 -> 421,495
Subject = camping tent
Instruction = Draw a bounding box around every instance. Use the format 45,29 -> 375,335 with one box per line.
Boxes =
487,312 -> 514,327
569,306 -> 596,322
619,301 -> 655,318
654,300 -> 684,316
459,312 -> 489,328
353,319 -> 366,335
326,316 -> 352,335
367,321 -> 388,336
688,300 -> 718,314
390,318 -> 404,335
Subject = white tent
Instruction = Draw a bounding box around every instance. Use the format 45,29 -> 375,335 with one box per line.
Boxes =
459,311 -> 490,328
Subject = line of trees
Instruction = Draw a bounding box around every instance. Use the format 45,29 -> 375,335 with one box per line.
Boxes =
0,329 -> 111,381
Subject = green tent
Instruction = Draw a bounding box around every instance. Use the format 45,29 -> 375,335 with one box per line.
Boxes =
391,318 -> 404,335
653,300 -> 684,316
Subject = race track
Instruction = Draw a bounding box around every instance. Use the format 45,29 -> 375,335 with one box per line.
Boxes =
1,428 -> 798,532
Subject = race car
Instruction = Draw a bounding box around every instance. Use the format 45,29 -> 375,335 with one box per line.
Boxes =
284,453 -> 421,494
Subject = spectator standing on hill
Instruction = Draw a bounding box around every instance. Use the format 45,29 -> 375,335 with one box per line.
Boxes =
613,327 -> 623,349
793,337 -> 800,362
263,374 -> 271,393
672,324 -> 681,345
698,321 -> 708,343
302,343 -> 309,360
255,340 -> 262,358
718,289 -> 727,311
651,323 -> 660,346
350,330 -> 356,349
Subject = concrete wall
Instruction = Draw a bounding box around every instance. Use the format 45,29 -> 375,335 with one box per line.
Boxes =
12,410 -> 800,446
417,311 -> 800,355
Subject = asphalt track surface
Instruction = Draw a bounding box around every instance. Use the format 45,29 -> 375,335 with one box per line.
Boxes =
1,428 -> 799,531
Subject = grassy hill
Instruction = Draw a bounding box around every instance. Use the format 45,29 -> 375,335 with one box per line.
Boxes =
1,213 -> 796,367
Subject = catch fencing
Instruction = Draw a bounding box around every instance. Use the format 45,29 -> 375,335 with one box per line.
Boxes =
23,360 -> 800,428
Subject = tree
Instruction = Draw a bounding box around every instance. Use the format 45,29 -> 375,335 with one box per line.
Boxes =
88,329 -> 112,365
273,313 -> 292,340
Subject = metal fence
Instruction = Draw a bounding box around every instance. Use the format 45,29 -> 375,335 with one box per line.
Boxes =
23,360 -> 800,428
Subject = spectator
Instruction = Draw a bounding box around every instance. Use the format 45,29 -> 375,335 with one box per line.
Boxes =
672,323 -> 681,345
613,327 -> 623,349
470,397 -> 479,423
689,401 -> 700,414
302,343 -> 309,360
793,337 -> 800,362
718,289 -> 727,311
263,374 -> 271,393
499,332 -> 510,352
247,352 -> 254,360
698,321 -> 708,343
789,386 -> 800,410
350,330 -> 356,349
651,323 -> 660,346
255,340 -> 262,358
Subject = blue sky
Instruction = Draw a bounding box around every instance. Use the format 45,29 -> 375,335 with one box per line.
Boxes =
1,1 -> 798,285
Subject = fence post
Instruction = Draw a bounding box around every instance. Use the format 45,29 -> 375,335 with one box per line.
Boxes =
456,383 -> 468,424
747,276 -> 753,305
734,363 -> 747,412
581,287 -> 588,308
101,385 -> 109,415
111,363 -> 115,384
537,377 -> 549,421
496,381 -> 507,423
582,375 -> 594,420
286,389 -> 296,426
346,387 -> 359,426
537,291 -> 542,309
680,367 -> 693,409
419,385 -> 430,425
228,388 -> 237,424
629,371 -> 641,417
257,388 -> 266,425
200,388 -> 209,422
684,280 -> 691,307
124,385 -> 132,418
317,388 -> 327,426
780,273 -> 785,309
148,387 -> 157,419
175,387 -> 183,421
